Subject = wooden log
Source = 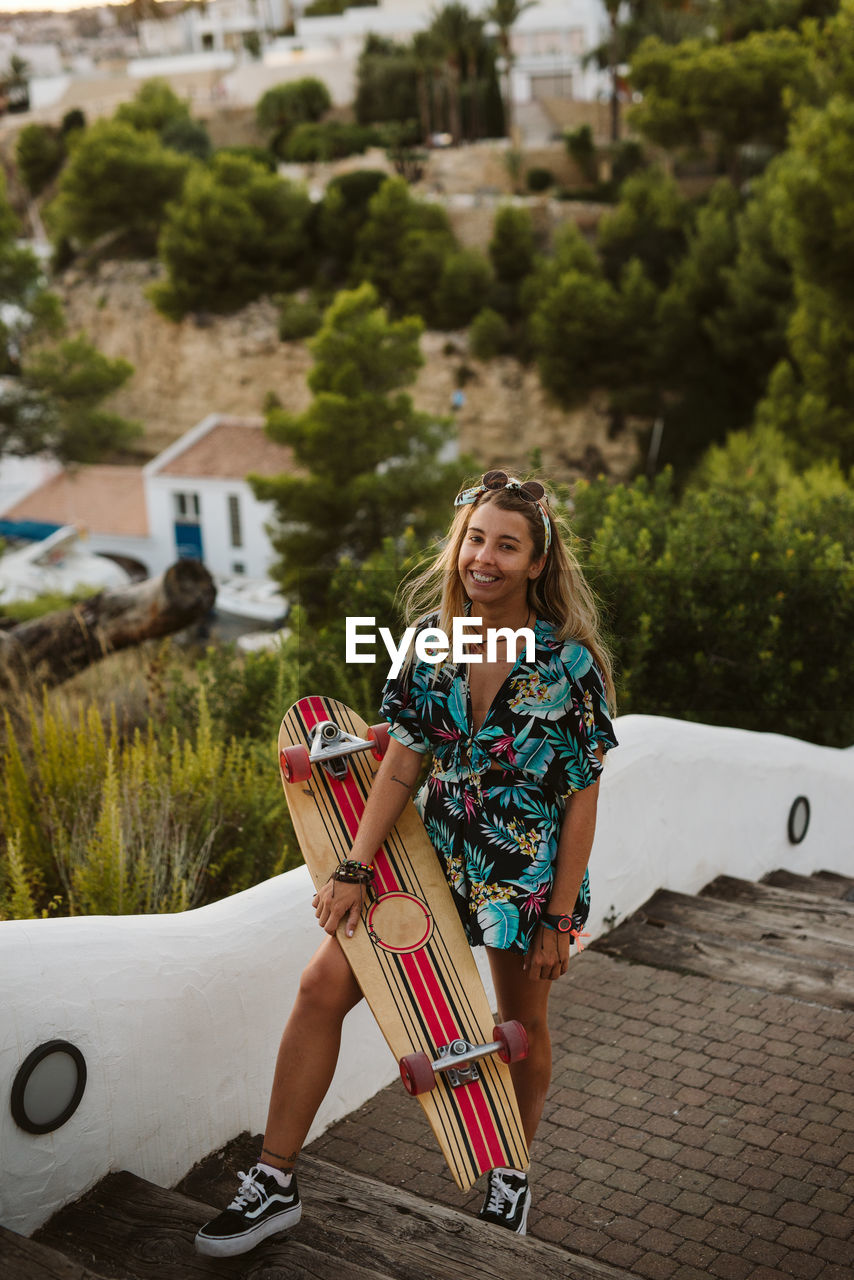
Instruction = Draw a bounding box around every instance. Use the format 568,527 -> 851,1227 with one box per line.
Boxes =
0,1225 -> 106,1279
0,561 -> 216,690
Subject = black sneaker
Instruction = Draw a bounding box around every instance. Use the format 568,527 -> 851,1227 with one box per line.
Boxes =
477,1167 -> 531,1234
194,1166 -> 301,1257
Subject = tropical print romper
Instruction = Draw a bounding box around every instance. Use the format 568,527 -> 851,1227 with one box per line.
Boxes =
380,615 -> 618,952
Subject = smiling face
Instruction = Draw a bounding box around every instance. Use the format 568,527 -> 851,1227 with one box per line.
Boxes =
457,497 -> 546,620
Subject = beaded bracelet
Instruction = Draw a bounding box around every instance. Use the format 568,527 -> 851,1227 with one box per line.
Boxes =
330,860 -> 375,885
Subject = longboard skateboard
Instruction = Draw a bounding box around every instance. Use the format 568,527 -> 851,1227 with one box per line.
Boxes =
278,695 -> 530,1191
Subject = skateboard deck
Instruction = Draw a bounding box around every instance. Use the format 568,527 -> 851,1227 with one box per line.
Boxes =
278,695 -> 529,1191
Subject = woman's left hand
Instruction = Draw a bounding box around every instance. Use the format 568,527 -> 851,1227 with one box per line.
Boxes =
523,924 -> 571,981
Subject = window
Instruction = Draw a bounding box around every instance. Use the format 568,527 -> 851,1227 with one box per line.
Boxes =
228,494 -> 243,548
173,491 -> 200,520
231,562 -> 246,575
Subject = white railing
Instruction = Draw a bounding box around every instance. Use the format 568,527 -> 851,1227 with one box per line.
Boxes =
1,713 -> 851,1235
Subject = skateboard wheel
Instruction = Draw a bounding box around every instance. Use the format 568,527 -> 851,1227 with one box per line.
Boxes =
367,723 -> 390,760
280,745 -> 311,784
399,1051 -> 436,1096
494,1020 -> 529,1064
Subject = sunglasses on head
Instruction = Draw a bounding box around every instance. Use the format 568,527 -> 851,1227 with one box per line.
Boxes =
480,471 -> 547,504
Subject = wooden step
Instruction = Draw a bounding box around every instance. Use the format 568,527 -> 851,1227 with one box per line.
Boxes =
640,887 -> 854,967
35,1154 -> 641,1280
0,1224 -> 108,1279
592,877 -> 854,1011
702,874 -> 854,920
762,868 -> 854,901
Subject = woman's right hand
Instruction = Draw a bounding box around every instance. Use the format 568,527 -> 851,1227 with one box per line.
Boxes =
312,878 -> 364,938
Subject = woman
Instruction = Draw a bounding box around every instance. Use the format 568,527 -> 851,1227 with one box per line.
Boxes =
195,470 -> 617,1256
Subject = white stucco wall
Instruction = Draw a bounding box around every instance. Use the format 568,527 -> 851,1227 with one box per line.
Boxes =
1,713 -> 852,1236
144,473 -> 277,579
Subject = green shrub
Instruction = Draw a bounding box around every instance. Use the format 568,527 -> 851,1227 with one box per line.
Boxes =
278,294 -> 324,340
215,144 -> 278,172
571,433 -> 854,747
435,249 -> 493,329
160,115 -> 212,160
283,121 -> 379,162
526,166 -> 554,192
0,683 -> 295,920
256,78 -> 333,155
564,123 -> 597,183
15,124 -> 65,196
469,306 -> 512,359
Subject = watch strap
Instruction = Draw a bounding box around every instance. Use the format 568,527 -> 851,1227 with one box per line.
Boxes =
540,912 -> 574,933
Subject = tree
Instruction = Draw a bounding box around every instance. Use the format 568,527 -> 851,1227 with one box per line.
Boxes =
428,3 -> 470,144
317,169 -> 388,276
46,119 -> 191,254
1,334 -> 140,463
150,153 -> 312,319
0,171 -> 63,376
15,124 -> 65,197
484,0 -> 535,140
755,93 -> 854,467
571,441 -> 854,747
256,78 -> 332,156
629,29 -> 813,180
596,166 -> 690,289
352,177 -> 458,321
250,283 -> 464,619
355,35 -> 421,128
114,78 -> 191,135
160,115 -> 212,160
434,249 -> 493,328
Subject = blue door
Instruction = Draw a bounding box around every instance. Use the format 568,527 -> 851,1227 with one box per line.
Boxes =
174,521 -> 204,561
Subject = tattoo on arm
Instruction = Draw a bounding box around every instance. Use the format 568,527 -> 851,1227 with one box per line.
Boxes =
391,774 -> 413,790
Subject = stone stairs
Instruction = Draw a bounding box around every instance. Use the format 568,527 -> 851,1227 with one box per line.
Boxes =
3,868 -> 853,1280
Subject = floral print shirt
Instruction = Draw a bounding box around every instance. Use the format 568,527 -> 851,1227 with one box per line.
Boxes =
380,616 -> 618,952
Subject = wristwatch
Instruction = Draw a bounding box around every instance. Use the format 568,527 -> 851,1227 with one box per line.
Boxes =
540,912 -> 574,933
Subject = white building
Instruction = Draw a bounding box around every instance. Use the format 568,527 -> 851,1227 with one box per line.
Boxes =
0,415 -> 295,596
138,0 -> 292,58
135,0 -> 611,112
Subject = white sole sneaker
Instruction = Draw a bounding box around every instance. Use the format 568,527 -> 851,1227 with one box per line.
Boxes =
194,1200 -> 302,1257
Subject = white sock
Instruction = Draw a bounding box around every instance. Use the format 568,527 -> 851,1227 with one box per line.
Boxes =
258,1161 -> 292,1188
493,1165 -> 527,1179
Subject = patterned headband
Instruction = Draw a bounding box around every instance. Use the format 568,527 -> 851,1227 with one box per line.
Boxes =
454,469 -> 552,554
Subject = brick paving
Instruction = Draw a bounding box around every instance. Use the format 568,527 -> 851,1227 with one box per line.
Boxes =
307,950 -> 854,1280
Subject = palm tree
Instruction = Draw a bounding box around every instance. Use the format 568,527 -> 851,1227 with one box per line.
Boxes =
412,30 -> 442,143
484,0 -> 536,141
429,3 -> 472,145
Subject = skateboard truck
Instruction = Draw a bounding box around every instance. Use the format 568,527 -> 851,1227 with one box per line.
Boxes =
400,1022 -> 529,1096
280,719 -> 390,783
436,1038 -> 490,1088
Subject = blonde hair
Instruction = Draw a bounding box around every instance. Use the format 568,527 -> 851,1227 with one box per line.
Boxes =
399,477 -> 617,713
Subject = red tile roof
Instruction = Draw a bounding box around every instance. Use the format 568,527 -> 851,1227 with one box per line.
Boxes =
156,417 -> 295,480
3,466 -> 148,537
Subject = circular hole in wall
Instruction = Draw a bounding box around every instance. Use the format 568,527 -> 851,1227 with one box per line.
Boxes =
787,796 -> 810,846
10,1040 -> 87,1134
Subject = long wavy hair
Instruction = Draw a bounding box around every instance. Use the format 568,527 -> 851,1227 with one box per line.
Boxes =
399,476 -> 616,713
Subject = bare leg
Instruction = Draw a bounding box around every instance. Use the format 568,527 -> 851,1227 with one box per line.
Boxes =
486,947 -> 553,1149
261,934 -> 363,1171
